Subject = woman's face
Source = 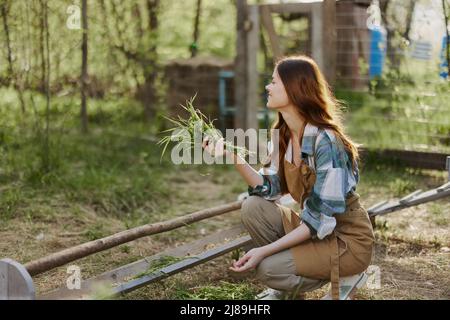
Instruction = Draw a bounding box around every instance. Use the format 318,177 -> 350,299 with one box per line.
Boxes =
265,69 -> 290,110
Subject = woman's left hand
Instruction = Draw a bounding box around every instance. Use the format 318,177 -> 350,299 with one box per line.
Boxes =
229,247 -> 268,272
202,136 -> 227,157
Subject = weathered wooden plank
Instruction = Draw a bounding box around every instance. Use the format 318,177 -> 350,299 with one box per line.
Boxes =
261,3 -> 319,15
399,190 -> 422,204
25,200 -> 243,276
368,186 -> 450,217
446,156 -> 450,180
437,182 -> 450,191
39,225 -> 249,300
361,149 -> 449,171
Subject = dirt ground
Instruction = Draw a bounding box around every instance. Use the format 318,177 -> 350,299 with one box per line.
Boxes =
0,165 -> 449,300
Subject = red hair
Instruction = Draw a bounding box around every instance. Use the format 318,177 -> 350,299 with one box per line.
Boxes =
266,55 -> 360,193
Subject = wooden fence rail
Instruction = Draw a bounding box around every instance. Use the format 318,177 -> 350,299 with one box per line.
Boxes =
24,201 -> 243,276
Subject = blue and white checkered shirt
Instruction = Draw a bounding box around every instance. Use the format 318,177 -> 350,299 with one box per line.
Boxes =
248,123 -> 359,239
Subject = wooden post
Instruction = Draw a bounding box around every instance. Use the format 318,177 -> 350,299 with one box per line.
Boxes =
234,0 -> 248,130
311,2 -> 324,70
246,4 -> 260,131
0,259 -> 35,300
370,216 -> 377,230
322,0 -> 336,86
446,156 -> 450,181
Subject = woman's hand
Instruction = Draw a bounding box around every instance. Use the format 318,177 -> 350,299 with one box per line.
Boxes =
202,135 -> 227,157
229,247 -> 268,272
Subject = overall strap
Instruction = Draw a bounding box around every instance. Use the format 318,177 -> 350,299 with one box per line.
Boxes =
331,237 -> 340,300
308,128 -> 340,300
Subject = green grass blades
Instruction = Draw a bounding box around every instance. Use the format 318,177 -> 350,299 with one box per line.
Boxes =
157,95 -> 252,163
172,280 -> 258,300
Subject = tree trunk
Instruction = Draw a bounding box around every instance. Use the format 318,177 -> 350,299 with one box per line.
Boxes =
81,0 -> 88,133
403,0 -> 416,41
24,0 -> 32,91
133,2 -> 144,38
1,1 -> 13,85
380,0 -> 416,71
379,0 -> 399,70
1,0 -> 26,113
190,0 -> 202,57
107,0 -> 160,122
41,0 -> 51,173
139,0 -> 160,122
109,1 -> 142,92
39,0 -> 46,92
100,0 -> 138,90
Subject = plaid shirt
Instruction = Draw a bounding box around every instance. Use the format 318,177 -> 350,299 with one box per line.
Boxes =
248,123 -> 359,239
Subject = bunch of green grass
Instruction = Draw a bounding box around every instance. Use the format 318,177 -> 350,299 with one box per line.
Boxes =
158,95 -> 252,161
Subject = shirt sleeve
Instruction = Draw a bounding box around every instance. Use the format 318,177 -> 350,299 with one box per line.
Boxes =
301,132 -> 348,239
247,141 -> 282,201
247,167 -> 282,201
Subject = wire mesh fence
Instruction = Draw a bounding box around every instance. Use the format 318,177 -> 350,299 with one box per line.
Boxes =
258,0 -> 450,155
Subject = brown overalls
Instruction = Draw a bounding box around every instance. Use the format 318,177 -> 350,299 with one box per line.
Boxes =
277,143 -> 375,299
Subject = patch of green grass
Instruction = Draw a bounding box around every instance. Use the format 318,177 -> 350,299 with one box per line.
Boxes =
375,219 -> 389,232
357,160 -> 426,201
430,236 -> 443,248
428,203 -> 443,216
425,200 -> 449,226
171,280 -> 258,300
23,205 -> 56,223
231,248 -> 243,262
89,283 -> 117,300
0,187 -> 24,221
120,245 -> 131,254
0,93 -> 172,221
84,223 -> 108,241
430,215 -> 448,227
396,221 -> 409,230
388,178 -> 416,197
